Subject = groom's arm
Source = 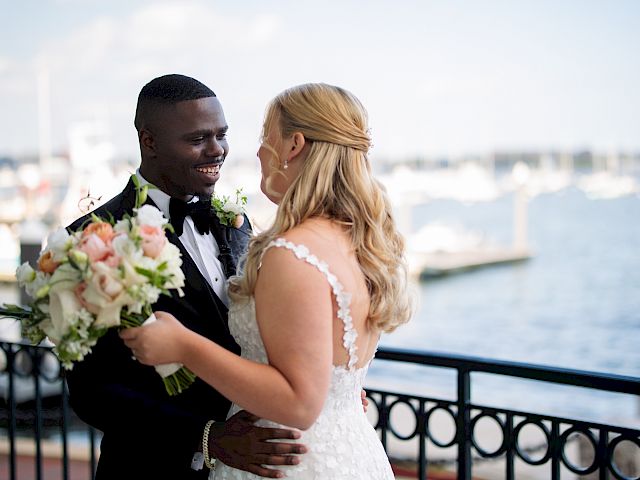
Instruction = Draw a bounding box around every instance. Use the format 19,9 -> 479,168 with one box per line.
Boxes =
202,387 -> 366,477
65,329 -> 211,463
206,410 -> 307,478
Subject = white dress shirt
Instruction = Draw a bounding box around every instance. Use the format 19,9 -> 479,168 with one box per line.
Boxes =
135,170 -> 229,306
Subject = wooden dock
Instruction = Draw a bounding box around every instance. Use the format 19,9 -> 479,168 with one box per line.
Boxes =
409,247 -> 533,280
2,248 -> 535,284
0,271 -> 17,283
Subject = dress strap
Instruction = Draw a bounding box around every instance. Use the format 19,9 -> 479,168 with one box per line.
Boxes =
265,238 -> 359,370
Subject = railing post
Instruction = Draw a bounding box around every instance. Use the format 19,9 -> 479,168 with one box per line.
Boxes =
33,348 -> 44,480
418,399 -> 427,480
62,379 -> 70,480
7,345 -> 17,480
457,368 -> 471,480
379,392 -> 388,449
598,428 -> 609,480
551,420 -> 560,480
505,412 -> 514,479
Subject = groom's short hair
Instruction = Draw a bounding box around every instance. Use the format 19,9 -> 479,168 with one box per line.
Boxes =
134,74 -> 217,131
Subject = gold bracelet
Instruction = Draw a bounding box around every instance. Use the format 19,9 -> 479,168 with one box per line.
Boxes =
202,420 -> 217,470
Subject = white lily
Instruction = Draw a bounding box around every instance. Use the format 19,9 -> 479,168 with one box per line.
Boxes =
46,289 -> 82,343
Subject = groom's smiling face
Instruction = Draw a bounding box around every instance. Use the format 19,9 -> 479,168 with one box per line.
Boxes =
140,96 -> 229,201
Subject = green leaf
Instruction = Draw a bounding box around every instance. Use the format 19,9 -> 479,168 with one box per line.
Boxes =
134,266 -> 155,279
131,174 -> 141,188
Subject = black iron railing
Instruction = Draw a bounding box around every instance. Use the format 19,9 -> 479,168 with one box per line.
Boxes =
0,341 -> 99,480
369,347 -> 640,480
1,341 -> 639,480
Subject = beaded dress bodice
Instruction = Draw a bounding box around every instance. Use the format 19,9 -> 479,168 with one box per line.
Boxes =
213,239 -> 394,479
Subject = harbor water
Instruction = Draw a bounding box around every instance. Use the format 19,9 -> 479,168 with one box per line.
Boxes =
370,186 -> 640,426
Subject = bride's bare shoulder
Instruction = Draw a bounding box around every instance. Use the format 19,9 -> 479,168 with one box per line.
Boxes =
282,218 -> 348,254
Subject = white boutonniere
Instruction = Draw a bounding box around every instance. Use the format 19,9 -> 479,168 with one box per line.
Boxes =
211,188 -> 248,228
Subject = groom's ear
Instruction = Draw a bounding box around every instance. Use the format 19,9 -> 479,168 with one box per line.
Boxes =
139,129 -> 156,155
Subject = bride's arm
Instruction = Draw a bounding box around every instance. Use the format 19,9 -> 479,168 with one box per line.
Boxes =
120,246 -> 334,430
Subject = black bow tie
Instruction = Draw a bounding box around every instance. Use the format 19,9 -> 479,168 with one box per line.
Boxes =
169,198 -> 212,236
169,197 -> 236,278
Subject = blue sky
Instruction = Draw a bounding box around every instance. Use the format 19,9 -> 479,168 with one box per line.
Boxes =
1,0 -> 639,160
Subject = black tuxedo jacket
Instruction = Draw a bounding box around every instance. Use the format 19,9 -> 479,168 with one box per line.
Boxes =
65,179 -> 251,479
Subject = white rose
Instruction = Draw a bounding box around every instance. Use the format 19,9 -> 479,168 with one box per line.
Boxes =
45,228 -> 73,262
138,283 -> 162,304
133,205 -> 168,228
225,202 -> 245,215
113,219 -> 131,234
111,233 -> 138,258
156,242 -> 182,271
110,235 -> 147,287
120,253 -> 159,289
156,242 -> 185,289
16,262 -> 36,285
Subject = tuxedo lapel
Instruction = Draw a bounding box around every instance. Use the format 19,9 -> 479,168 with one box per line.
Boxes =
210,213 -> 252,279
152,217 -> 233,339
209,215 -> 236,278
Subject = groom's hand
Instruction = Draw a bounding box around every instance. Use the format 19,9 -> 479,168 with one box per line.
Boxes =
361,389 -> 369,412
208,410 -> 307,478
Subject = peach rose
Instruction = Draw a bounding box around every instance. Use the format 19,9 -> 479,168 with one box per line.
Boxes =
139,225 -> 166,258
103,248 -> 122,268
82,222 -> 115,243
80,234 -> 115,263
37,250 -> 60,274
82,262 -> 129,328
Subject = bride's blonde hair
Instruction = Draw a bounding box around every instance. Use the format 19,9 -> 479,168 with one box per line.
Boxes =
229,83 -> 412,332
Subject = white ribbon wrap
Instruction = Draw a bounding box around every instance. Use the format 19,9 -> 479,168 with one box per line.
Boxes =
142,313 -> 182,377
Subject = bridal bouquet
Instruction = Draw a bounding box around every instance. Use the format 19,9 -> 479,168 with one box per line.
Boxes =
0,176 -> 195,396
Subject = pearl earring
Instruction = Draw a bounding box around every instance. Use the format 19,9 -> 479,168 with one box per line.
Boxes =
283,159 -> 288,170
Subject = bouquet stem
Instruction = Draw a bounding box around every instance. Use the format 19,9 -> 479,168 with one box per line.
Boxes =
163,368 -> 197,396
139,312 -> 196,396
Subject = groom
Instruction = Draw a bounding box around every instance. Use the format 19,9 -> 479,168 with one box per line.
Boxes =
65,74 -> 305,479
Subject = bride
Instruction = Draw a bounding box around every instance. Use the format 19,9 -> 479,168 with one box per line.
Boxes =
121,82 -> 413,479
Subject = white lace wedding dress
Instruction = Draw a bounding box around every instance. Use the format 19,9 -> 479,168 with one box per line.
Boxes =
214,238 -> 394,479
